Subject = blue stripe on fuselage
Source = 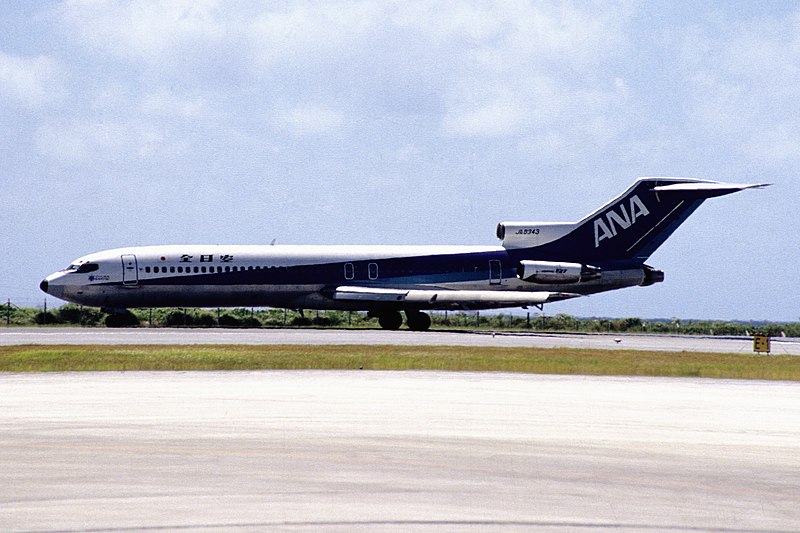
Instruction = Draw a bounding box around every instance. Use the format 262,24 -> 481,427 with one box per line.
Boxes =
124,249 -> 640,289
135,250 -> 508,287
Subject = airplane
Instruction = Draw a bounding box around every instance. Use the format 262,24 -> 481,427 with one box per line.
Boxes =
40,177 -> 767,329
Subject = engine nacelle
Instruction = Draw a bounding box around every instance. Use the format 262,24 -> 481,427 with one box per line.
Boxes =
517,261 -> 601,284
641,265 -> 665,286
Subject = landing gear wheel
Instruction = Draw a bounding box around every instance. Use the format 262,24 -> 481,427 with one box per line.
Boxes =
405,311 -> 431,331
378,311 -> 403,330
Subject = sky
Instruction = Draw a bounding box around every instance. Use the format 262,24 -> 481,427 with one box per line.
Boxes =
1,1 -> 798,321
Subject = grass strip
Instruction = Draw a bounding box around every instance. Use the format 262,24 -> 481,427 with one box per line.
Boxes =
1,345 -> 799,380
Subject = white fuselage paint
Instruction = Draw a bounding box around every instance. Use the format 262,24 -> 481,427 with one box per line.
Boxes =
43,244 -> 644,310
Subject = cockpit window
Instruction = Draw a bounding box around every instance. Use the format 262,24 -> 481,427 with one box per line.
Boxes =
65,262 -> 99,273
76,263 -> 99,273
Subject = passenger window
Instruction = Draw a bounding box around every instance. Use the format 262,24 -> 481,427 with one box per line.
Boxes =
344,263 -> 354,280
368,262 -> 378,280
145,267 -> 151,273
177,266 -> 183,273
170,266 -> 175,273
194,266 -> 199,273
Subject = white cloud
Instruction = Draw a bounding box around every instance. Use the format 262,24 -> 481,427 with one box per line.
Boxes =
140,89 -> 207,119
35,120 -> 124,163
34,117 -> 192,164
275,105 -> 346,136
672,11 -> 800,167
443,99 -> 523,137
51,1 -> 637,148
58,0 -> 227,62
745,123 -> 800,164
0,51 -> 62,108
248,2 -> 381,67
431,2 -> 634,141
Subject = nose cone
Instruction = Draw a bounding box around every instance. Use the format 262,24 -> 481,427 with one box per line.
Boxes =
40,273 -> 65,300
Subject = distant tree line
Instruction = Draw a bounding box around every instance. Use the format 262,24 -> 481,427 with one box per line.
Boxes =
2,302 -> 797,337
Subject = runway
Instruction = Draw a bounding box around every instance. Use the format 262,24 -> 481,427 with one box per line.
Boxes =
1,371 -> 798,532
3,327 -> 800,354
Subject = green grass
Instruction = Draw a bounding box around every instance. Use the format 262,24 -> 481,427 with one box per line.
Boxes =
1,345 -> 799,380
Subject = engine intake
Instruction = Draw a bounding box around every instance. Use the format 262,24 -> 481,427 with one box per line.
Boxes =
517,261 -> 601,284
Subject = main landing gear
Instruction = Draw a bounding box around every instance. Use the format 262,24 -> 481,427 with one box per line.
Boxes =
405,311 -> 431,332
375,310 -> 431,331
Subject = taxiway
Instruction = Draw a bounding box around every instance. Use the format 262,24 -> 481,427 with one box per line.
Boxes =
2,327 -> 799,355
1,371 -> 798,532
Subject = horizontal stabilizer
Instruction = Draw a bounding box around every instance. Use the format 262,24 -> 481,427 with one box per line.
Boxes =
330,286 -> 581,310
651,181 -> 771,193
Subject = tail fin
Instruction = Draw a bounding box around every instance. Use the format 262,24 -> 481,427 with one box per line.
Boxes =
498,178 -> 768,263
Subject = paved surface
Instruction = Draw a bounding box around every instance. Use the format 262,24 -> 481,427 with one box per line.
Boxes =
2,327 -> 800,354
1,371 -> 799,532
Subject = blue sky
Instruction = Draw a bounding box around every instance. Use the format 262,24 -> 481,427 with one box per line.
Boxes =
1,1 -> 797,321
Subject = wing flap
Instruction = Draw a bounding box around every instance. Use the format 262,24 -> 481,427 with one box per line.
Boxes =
330,286 -> 581,309
330,286 -> 407,302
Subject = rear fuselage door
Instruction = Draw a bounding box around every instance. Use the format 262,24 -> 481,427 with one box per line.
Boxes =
121,254 -> 138,286
489,259 -> 502,285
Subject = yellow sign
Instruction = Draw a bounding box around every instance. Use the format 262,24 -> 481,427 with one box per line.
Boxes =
753,333 -> 770,354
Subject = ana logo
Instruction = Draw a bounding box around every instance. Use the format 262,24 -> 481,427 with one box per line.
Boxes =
593,194 -> 650,247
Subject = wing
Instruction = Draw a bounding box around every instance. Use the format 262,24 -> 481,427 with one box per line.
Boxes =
329,286 -> 581,311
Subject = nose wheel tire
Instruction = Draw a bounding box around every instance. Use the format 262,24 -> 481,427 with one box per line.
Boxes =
405,311 -> 431,331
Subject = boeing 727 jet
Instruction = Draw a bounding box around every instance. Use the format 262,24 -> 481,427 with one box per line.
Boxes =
41,178 -> 766,329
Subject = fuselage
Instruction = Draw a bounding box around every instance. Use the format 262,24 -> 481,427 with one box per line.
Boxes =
41,244 -> 648,311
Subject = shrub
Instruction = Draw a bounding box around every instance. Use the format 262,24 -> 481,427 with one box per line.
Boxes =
163,310 -> 191,327
218,314 -> 242,327
34,311 -> 60,325
240,317 -> 262,328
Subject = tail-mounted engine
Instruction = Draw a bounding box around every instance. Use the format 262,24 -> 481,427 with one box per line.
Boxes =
641,265 -> 665,286
517,260 -> 601,284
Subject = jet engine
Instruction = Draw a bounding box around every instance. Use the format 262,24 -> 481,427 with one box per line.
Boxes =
517,261 -> 601,284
